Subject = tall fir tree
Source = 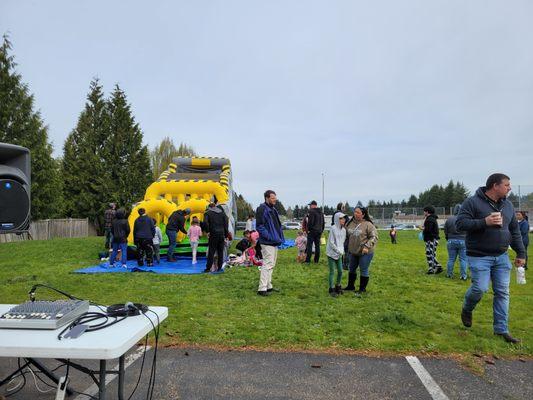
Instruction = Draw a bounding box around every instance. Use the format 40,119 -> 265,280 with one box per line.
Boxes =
105,85 -> 152,209
62,79 -> 109,229
0,35 -> 63,219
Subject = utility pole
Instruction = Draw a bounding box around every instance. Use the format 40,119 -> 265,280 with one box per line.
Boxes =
321,172 -> 325,213
518,185 -> 521,210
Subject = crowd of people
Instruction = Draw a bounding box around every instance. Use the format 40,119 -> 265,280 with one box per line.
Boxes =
103,172 -> 529,344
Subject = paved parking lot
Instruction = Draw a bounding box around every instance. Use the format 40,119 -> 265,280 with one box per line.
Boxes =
1,347 -> 531,399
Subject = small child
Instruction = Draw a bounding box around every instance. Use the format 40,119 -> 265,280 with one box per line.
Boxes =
295,230 -> 307,263
236,230 -> 252,254
326,213 -> 346,297
187,216 -> 202,264
389,225 -> 397,244
152,219 -> 163,264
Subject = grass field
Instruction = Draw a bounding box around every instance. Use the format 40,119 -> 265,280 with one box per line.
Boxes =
0,230 -> 531,359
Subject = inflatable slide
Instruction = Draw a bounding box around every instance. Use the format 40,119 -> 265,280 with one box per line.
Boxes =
127,157 -> 237,255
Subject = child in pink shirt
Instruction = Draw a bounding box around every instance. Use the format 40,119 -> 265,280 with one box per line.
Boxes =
187,216 -> 202,264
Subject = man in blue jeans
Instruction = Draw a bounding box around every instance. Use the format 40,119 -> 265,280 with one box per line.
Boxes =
456,173 -> 526,343
444,204 -> 468,280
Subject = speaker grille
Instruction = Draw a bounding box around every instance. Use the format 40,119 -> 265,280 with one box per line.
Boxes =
0,179 -> 30,231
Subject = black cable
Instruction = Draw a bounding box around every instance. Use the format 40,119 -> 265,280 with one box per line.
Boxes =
143,310 -> 160,400
28,284 -> 80,301
127,335 -> 149,400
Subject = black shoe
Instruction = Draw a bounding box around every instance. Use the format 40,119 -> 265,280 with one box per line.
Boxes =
335,285 -> 343,295
434,267 -> 443,274
257,290 -> 271,296
460,276 -> 468,281
328,288 -> 338,297
495,332 -> 521,344
203,268 -> 211,273
461,309 -> 472,327
426,268 -> 435,274
267,288 -> 280,293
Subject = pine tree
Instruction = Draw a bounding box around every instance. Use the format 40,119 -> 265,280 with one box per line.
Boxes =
236,193 -> 254,221
274,200 -> 287,216
105,85 -> 152,209
62,79 -> 109,229
0,35 -> 63,219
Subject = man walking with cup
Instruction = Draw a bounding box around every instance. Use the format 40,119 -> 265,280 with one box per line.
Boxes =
456,173 -> 526,343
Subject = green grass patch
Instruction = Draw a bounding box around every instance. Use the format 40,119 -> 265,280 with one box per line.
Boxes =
0,231 -> 531,357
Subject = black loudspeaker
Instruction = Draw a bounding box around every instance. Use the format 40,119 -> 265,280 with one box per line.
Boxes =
0,143 -> 31,233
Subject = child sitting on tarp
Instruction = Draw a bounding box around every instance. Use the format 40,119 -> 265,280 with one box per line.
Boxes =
236,230 -> 252,254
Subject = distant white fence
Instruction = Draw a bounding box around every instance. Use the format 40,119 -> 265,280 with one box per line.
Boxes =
0,218 -> 97,242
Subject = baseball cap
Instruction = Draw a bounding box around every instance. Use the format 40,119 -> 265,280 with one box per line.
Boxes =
308,200 -> 317,206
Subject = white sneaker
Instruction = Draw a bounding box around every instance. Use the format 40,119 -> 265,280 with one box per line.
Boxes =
122,264 -> 128,269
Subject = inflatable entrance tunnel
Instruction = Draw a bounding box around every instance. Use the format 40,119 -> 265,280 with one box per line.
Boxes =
127,157 -> 237,254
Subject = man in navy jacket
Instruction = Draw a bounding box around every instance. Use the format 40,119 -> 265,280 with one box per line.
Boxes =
256,190 -> 285,296
457,173 -> 526,343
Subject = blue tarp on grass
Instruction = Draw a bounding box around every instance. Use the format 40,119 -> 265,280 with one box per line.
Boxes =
74,239 -> 295,275
74,257 -> 209,275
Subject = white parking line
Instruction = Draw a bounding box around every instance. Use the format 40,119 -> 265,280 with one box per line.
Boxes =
73,346 -> 151,400
406,356 -> 449,400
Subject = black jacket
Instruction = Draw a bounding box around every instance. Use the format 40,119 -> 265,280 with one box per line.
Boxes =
204,206 -> 229,237
111,211 -> 130,243
236,238 -> 251,252
306,207 -> 325,234
456,187 -> 526,258
133,215 -> 155,240
167,210 -> 187,234
423,214 -> 440,241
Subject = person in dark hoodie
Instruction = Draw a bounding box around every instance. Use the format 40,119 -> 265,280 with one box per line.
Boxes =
256,190 -> 285,296
133,208 -> 155,267
203,203 -> 229,272
304,200 -> 325,264
166,208 -> 190,262
109,208 -> 130,268
423,205 -> 443,274
444,204 -> 468,280
456,173 -> 526,343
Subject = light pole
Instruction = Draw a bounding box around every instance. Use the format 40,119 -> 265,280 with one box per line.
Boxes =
321,172 -> 325,213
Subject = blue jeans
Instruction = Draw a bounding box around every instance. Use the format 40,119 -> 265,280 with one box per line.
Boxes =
166,229 -> 177,258
349,253 -> 374,277
446,239 -> 467,278
463,253 -> 512,334
110,242 -> 127,266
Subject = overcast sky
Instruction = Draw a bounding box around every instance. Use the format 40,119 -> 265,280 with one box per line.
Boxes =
2,0 -> 532,207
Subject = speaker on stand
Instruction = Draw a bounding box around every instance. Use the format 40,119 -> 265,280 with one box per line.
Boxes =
0,142 -> 31,238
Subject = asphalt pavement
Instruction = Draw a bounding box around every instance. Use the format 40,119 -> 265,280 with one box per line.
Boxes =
1,347 -> 531,399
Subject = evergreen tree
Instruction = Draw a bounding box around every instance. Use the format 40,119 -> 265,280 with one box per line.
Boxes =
0,35 -> 63,219
407,194 -> 418,207
274,200 -> 287,216
150,137 -> 197,180
105,85 -> 152,209
62,79 -> 109,229
236,193 -> 254,221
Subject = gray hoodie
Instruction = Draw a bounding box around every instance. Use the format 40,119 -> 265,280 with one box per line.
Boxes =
444,204 -> 466,240
326,212 -> 346,260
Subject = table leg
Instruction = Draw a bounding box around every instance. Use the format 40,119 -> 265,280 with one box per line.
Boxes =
118,354 -> 125,400
99,360 -> 106,399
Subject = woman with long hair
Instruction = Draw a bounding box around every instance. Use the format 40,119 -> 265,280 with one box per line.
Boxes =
343,206 -> 378,295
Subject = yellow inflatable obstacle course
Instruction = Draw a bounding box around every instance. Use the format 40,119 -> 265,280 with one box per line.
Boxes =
127,157 -> 237,254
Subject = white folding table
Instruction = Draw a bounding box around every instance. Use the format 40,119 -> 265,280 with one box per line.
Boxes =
0,304 -> 168,399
